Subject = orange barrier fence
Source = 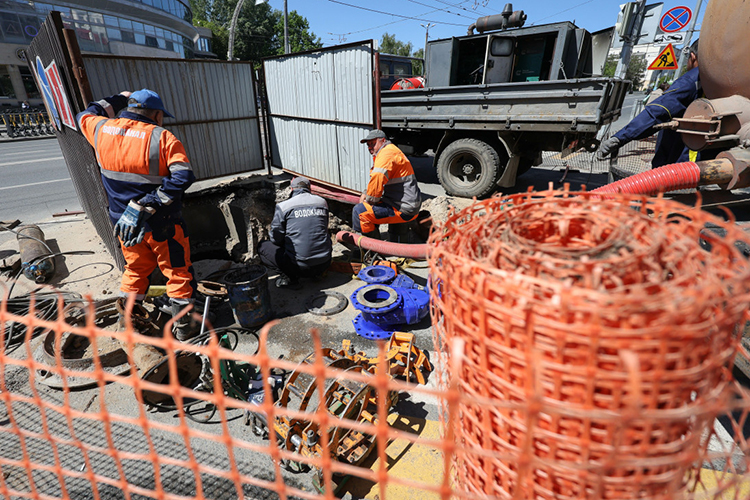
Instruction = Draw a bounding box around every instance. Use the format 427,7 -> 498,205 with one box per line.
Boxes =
1,188 -> 750,499
428,189 -> 750,499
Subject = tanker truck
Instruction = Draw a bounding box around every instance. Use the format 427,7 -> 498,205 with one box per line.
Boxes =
380,5 -> 629,198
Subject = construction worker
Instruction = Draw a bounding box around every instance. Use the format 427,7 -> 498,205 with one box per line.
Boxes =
353,129 -> 422,239
76,89 -> 198,341
259,176 -> 332,288
597,40 -> 703,168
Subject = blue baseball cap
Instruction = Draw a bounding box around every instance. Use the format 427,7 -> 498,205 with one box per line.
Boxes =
128,88 -> 174,118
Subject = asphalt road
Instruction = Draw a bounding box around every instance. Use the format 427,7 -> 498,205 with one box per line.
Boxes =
0,138 -> 80,224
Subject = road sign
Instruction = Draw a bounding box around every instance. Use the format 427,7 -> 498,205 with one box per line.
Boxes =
612,2 -> 664,49
660,6 -> 692,33
654,32 -> 684,44
648,43 -> 679,70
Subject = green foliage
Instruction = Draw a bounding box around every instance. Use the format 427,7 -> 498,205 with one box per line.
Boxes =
602,52 -> 647,89
380,33 -> 412,57
603,53 -> 617,77
628,54 -> 647,89
272,10 -> 322,55
188,0 -> 321,61
412,48 -> 424,76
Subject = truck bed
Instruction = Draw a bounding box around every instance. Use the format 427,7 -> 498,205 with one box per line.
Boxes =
381,78 -> 629,134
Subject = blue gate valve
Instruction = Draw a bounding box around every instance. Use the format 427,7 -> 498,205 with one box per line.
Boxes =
350,282 -> 430,340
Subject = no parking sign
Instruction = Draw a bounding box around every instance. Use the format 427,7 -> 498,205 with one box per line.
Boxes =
660,6 -> 692,33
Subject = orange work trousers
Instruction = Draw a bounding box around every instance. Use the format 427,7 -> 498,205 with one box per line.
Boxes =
352,202 -> 416,234
119,223 -> 194,300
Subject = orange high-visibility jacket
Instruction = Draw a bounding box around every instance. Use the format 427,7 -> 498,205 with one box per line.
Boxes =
365,143 -> 422,218
77,95 -> 194,227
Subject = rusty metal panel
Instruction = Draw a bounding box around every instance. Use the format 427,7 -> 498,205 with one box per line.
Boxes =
264,41 -> 375,192
81,56 -> 264,180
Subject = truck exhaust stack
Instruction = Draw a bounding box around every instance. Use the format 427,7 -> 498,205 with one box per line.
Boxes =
468,3 -> 527,35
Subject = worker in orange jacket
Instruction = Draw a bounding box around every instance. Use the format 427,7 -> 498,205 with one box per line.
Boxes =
76,89 -> 198,341
352,129 -> 422,238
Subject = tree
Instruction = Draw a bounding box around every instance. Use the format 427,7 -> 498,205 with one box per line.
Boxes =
188,0 -> 321,61
412,48 -> 424,76
603,53 -> 647,90
271,10 -> 322,55
380,33 -> 412,56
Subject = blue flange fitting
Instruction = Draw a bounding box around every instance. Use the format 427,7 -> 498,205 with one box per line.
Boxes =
357,265 -> 397,284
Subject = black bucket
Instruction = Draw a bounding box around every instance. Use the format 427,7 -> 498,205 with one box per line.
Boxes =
225,265 -> 272,328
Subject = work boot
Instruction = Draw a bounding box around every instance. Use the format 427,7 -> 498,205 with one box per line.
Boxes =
170,298 -> 200,342
275,274 -> 301,289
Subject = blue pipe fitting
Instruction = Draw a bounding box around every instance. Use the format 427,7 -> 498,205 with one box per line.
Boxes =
357,265 -> 397,284
350,282 -> 430,340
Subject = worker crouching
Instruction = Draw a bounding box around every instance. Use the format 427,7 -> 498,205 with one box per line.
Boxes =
76,89 -> 199,341
353,129 -> 422,239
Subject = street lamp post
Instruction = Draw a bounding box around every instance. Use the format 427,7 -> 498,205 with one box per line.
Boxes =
284,0 -> 290,54
228,0 -> 268,61
420,23 -> 435,59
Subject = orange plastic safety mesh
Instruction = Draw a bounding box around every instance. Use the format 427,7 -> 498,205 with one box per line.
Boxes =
1,189 -> 750,500
0,293 -> 455,500
428,189 -> 750,499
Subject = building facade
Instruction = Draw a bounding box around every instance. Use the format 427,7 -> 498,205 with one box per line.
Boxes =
0,0 -> 205,108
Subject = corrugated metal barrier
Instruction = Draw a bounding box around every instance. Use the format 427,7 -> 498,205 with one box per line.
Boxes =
264,42 -> 376,193
82,56 -> 264,180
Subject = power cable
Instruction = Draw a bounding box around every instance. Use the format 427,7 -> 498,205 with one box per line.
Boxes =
326,0 -> 466,27
406,0 -> 478,20
529,0 -> 597,26
431,0 -> 494,16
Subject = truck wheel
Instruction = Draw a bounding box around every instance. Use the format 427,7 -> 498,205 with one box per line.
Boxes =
437,138 -> 501,198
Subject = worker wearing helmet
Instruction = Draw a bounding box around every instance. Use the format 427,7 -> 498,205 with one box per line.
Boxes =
597,39 -> 704,168
76,89 -> 198,341
353,129 -> 422,239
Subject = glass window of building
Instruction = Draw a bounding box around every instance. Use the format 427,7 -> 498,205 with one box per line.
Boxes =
104,15 -> 118,27
0,13 -> 25,43
71,9 -> 88,22
106,27 -> 121,41
121,30 -> 135,44
20,67 -> 40,99
19,15 -> 40,41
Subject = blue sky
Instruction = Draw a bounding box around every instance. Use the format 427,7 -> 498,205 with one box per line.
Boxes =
263,0 -> 707,51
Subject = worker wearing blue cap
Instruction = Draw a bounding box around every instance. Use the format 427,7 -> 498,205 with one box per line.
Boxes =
77,88 -> 198,340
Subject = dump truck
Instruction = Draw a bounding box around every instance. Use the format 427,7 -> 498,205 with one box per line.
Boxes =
380,6 -> 629,198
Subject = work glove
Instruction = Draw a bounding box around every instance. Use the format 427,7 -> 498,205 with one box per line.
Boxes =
114,201 -> 154,247
596,136 -> 621,160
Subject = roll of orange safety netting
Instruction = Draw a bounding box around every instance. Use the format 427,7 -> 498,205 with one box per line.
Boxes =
428,189 -> 750,500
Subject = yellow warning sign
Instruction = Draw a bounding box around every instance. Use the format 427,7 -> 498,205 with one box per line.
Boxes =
648,43 -> 679,70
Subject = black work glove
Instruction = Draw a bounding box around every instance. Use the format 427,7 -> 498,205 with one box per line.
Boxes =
596,136 -> 621,160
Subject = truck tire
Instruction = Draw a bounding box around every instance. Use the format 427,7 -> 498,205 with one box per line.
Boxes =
437,138 -> 502,198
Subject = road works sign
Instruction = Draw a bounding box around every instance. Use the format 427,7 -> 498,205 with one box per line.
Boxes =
660,6 -> 692,33
648,43 -> 679,70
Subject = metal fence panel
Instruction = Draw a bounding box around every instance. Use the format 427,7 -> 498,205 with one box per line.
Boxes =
82,56 -> 264,180
25,12 -> 126,270
264,42 -> 375,192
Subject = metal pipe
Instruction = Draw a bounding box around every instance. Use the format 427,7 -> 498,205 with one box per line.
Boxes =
17,225 -> 55,283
